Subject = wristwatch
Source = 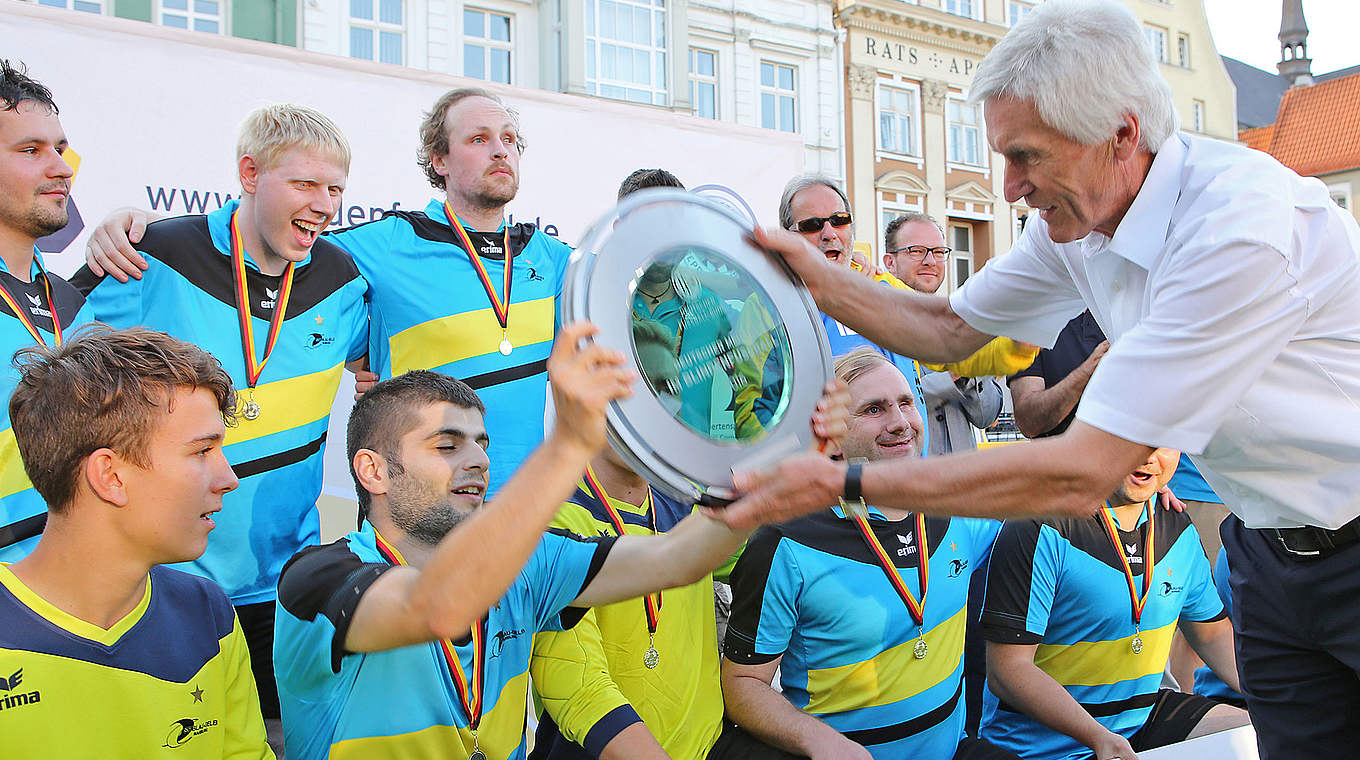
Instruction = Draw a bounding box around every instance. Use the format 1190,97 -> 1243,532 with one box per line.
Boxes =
839,457 -> 869,519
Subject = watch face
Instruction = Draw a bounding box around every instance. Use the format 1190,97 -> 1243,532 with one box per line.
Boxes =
563,189 -> 831,506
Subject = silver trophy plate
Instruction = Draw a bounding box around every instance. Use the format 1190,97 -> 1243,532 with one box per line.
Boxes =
562,189 -> 832,506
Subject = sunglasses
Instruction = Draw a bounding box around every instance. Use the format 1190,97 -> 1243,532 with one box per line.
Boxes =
887,245 -> 952,262
793,212 -> 853,233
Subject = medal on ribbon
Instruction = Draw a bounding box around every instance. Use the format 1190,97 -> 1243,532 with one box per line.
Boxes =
1098,500 -> 1156,655
851,510 -> 930,659
0,259 -> 64,347
583,466 -> 663,669
374,530 -> 489,757
229,211 -> 294,421
443,203 -> 514,356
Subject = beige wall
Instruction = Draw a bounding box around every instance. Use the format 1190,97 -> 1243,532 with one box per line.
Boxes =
1123,0 -> 1238,141
1324,168 -> 1360,226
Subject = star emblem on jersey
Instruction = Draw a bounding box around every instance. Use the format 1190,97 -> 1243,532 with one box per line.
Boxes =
190,684 -> 204,703
315,314 -> 324,325
949,541 -> 957,552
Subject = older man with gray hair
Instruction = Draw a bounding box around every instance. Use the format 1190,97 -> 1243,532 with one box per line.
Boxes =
716,1 -> 1360,756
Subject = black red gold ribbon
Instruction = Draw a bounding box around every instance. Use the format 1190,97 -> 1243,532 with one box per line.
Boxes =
443,203 -> 513,336
373,530 -> 487,730
230,210 -> 294,390
0,259 -> 63,347
852,511 -> 928,628
582,465 -> 662,634
1097,500 -> 1156,630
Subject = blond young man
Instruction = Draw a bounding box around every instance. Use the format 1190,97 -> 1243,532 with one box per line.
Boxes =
71,105 -> 369,743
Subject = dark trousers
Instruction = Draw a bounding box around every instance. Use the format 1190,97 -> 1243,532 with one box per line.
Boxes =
706,723 -> 806,760
1222,516 -> 1360,758
235,600 -> 281,720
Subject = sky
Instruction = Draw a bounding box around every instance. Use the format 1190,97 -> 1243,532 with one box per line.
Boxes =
1203,0 -> 1360,76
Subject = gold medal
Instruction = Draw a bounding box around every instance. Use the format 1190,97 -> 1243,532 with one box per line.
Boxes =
1098,501 -> 1156,661
242,400 -> 261,420
851,510 -> 930,660
644,645 -> 660,669
1131,635 -> 1144,655
229,211 -> 293,422
913,639 -> 928,660
584,467 -> 665,674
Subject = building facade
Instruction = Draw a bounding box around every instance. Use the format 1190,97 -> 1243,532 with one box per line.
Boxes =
24,0 -> 297,44
835,0 -> 1237,291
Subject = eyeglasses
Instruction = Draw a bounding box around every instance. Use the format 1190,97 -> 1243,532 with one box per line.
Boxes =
793,212 -> 853,234
887,245 -> 952,262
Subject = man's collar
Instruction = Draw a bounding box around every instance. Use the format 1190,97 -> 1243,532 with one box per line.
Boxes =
0,247 -> 44,280
425,198 -> 506,233
1105,133 -> 1187,270
207,198 -> 313,271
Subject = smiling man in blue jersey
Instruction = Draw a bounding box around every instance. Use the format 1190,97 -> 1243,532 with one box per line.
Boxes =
1,326 -> 270,759
71,104 -> 368,747
979,447 -> 1247,760
274,324 -> 843,760
0,61 -> 94,563
722,347 -> 1017,760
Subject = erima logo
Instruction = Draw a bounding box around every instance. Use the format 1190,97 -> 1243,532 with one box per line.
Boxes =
0,668 -> 41,712
260,287 -> 278,310
163,717 -> 219,748
490,628 -> 525,657
896,534 -> 917,558
26,294 -> 40,306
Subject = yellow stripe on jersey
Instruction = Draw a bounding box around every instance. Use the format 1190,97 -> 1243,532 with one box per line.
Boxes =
0,426 -> 32,500
389,297 -> 556,377
0,564 -> 151,646
223,362 -> 343,447
1033,621 -> 1177,686
330,669 -> 530,759
806,605 -> 967,715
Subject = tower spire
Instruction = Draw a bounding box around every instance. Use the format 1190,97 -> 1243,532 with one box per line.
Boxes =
1278,0 -> 1313,87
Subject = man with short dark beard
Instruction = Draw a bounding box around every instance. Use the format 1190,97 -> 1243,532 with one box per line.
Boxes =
0,60 -> 93,563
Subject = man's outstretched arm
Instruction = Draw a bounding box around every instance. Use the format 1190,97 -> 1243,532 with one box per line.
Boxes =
341,323 -> 635,652
720,657 -> 871,760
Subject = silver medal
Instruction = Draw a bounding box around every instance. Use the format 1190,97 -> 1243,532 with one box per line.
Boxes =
1131,635 -> 1144,655
643,646 -> 659,669
913,639 -> 928,660
498,338 -> 513,356
242,400 -> 261,420
470,750 -> 486,760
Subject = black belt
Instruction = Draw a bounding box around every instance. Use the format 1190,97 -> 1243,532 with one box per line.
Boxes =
1261,515 -> 1360,558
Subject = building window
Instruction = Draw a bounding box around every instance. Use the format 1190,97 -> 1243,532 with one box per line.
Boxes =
1328,184 -> 1351,212
943,0 -> 981,21
464,8 -> 512,83
1006,0 -> 1036,26
37,0 -> 103,13
350,0 -> 404,65
585,0 -> 669,106
1177,33 -> 1191,68
1192,99 -> 1205,132
1144,25 -> 1168,64
158,0 -> 221,33
688,48 -> 717,119
947,99 -> 984,167
949,224 -> 973,292
877,84 -> 919,157
760,61 -> 797,133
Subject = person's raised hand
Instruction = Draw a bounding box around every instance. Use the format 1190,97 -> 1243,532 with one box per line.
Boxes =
547,321 -> 635,456
85,207 -> 151,282
812,378 -> 851,453
750,226 -> 836,300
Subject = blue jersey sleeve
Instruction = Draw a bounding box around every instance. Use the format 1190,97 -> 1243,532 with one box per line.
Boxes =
345,279 -> 371,363
73,262 -> 147,328
326,219 -> 398,376
529,529 -> 616,633
723,527 -> 801,664
966,517 -> 1003,568
979,519 -> 1061,644
1178,525 -> 1226,623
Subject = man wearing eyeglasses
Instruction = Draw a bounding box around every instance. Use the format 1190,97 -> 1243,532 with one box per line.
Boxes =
883,214 -> 1001,458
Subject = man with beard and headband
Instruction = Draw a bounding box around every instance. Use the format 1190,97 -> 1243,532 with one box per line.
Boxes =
0,60 -> 94,563
70,104 -> 368,751
272,323 -> 848,760
722,348 -> 1015,760
86,87 -> 568,497
979,447 -> 1247,760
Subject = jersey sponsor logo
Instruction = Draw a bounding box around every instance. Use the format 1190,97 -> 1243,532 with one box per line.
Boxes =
1126,543 -> 1143,564
896,533 -> 917,558
1160,581 -> 1184,597
525,266 -> 544,282
490,627 -> 525,657
163,717 -> 219,748
24,293 -> 53,319
948,558 -> 969,577
306,332 -> 336,349
261,287 -> 279,310
0,667 -> 41,712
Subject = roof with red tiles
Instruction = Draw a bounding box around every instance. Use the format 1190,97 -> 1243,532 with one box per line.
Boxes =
1243,72 -> 1360,177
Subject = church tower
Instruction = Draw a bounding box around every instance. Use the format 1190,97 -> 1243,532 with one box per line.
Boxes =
1278,0 -> 1313,86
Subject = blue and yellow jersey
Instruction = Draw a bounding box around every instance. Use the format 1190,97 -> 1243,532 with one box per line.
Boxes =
1193,547 -> 1239,702
978,508 -> 1224,760
327,201 -> 570,495
725,508 -> 999,758
821,313 -> 930,455
0,563 -> 271,758
531,483 -> 725,760
274,523 -> 614,760
632,288 -> 735,438
71,201 -> 369,604
0,252 -> 92,563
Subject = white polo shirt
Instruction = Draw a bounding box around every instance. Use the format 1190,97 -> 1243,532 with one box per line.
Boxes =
951,132 -> 1360,529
